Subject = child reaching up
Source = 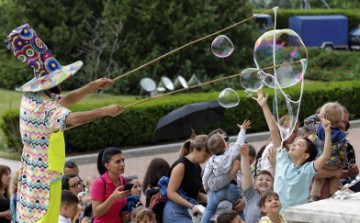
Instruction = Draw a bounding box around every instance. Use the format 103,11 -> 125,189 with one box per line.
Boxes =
200,120 -> 251,223
304,102 -> 348,201
254,88 -> 332,213
258,190 -> 286,223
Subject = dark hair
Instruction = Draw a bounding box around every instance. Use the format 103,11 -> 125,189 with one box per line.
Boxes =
64,160 -> 78,169
142,158 -> 170,194
48,86 -> 61,95
62,174 -> 82,190
178,134 -> 209,158
97,147 -> 123,175
61,190 -> 79,207
258,190 -> 279,210
217,210 -> 239,223
247,144 -> 257,159
303,137 -> 318,163
0,165 -> 11,198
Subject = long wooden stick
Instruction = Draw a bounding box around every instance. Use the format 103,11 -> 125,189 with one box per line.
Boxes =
63,59 -> 304,131
112,8 -> 275,82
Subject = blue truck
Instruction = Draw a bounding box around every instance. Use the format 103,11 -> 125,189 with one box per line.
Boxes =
289,15 -> 348,50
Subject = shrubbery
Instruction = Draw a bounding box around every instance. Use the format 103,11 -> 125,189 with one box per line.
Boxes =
2,80 -> 360,153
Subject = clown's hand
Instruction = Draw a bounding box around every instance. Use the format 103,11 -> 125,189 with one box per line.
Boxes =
92,78 -> 114,90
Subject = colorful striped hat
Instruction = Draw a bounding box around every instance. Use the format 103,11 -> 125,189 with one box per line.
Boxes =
4,23 -> 83,92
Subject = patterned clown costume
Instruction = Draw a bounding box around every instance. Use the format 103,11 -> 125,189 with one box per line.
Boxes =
5,24 -> 82,223
18,92 -> 70,222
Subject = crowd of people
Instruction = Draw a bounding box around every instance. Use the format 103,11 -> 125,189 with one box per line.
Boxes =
1,89 -> 358,223
2,23 -> 359,223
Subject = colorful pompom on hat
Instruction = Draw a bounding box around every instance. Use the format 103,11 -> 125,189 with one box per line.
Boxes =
4,23 -> 83,92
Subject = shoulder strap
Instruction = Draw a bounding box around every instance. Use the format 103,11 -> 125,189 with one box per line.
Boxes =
100,176 -> 106,197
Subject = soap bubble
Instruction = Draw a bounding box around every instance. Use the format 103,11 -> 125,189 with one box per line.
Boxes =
211,35 -> 234,58
218,88 -> 239,108
244,89 -> 253,98
253,29 -> 308,88
272,90 -> 300,142
240,68 -> 263,92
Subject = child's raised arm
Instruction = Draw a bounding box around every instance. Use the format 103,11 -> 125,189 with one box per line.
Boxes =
240,145 -> 252,191
253,89 -> 281,149
314,118 -> 332,171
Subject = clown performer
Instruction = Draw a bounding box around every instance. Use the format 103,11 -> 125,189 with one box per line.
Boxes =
5,24 -> 125,223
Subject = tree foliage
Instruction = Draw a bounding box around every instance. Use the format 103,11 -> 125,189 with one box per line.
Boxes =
0,0 -> 254,94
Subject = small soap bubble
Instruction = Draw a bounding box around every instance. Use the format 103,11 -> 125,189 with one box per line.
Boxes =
211,35 -> 234,58
218,88 -> 239,108
240,68 -> 263,92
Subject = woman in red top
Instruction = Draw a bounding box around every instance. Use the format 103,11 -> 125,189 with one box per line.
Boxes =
91,147 -> 131,223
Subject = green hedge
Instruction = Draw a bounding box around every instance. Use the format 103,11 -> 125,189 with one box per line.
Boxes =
2,80 -> 360,154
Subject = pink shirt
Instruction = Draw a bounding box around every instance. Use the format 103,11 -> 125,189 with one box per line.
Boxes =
91,173 -> 127,223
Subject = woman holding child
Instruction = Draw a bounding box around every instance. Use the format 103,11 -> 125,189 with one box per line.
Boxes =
162,134 -> 210,223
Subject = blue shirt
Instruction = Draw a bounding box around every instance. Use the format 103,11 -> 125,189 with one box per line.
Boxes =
275,147 -> 316,213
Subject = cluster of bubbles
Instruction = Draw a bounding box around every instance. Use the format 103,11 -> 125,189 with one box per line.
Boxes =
212,28 -> 308,142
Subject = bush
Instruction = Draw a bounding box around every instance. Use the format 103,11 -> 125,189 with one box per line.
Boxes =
2,80 -> 360,154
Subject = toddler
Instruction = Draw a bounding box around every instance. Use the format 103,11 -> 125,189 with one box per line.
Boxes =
258,190 -> 286,223
304,102 -> 348,201
200,120 -> 251,223
59,190 -> 90,223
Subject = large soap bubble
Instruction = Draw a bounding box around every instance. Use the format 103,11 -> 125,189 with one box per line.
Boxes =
218,88 -> 239,108
253,29 -> 308,88
211,35 -> 234,58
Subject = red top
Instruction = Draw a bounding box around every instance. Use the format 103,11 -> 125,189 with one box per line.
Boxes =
91,173 -> 127,223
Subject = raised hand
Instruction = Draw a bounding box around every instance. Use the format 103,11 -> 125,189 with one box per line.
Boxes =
237,119 -> 251,131
252,88 -> 268,108
319,117 -> 331,132
239,145 -> 249,155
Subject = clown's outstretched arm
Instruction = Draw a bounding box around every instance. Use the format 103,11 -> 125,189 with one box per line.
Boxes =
65,105 -> 123,126
60,78 -> 113,108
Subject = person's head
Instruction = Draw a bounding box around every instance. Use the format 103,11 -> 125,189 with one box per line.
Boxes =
121,194 -> 141,222
254,170 -> 274,193
142,158 -> 170,194
127,175 -> 142,198
259,190 -> 281,216
60,190 -> 79,219
0,165 -> 11,197
217,210 -> 243,223
207,134 -> 227,155
12,171 -> 19,195
279,115 -> 300,145
319,102 -> 343,128
62,174 -> 84,195
247,143 -> 257,165
85,175 -> 97,193
64,160 -> 79,175
289,137 -> 317,165
97,147 -> 124,175
208,128 -> 229,142
178,134 -> 210,164
130,206 -> 156,223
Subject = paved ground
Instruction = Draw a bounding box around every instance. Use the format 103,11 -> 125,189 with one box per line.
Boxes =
2,120 -> 360,196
